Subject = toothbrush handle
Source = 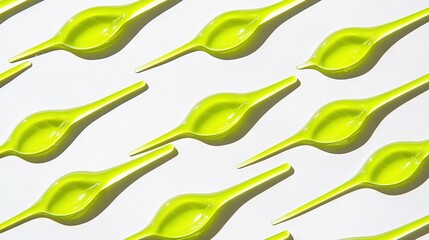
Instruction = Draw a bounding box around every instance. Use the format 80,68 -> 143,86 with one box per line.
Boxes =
220,163 -> 294,202
343,215 -> 429,240
103,145 -> 177,185
237,133 -> 304,169
250,76 -> 299,105
273,178 -> 361,225
0,207 -> 39,233
378,215 -> 429,239
261,0 -> 315,23
74,82 -> 147,121
378,8 -> 429,37
367,74 -> 429,110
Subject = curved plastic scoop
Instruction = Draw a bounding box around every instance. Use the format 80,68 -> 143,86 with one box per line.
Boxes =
342,215 -> 429,240
298,8 -> 429,79
136,0 -> 319,72
238,73 -> 429,168
9,0 -> 181,62
126,163 -> 294,240
0,61 -> 32,88
272,140 -> 429,224
0,81 -> 147,163
129,76 -> 300,156
266,231 -> 293,240
0,0 -> 41,24
0,145 -> 177,233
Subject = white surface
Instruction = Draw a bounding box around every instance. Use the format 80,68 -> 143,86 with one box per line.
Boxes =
1,0 -> 429,239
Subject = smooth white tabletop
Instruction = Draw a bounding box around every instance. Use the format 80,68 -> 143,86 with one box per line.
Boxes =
0,0 -> 428,239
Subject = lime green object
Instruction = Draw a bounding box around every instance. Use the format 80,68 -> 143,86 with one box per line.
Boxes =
272,140 -> 429,225
126,163 -> 294,240
343,215 -> 429,240
0,0 -> 41,24
0,61 -> 32,88
0,81 -> 147,163
136,0 -> 318,72
298,8 -> 429,79
0,145 -> 177,233
9,0 -> 181,62
237,74 -> 429,169
129,76 -> 299,156
266,231 -> 294,240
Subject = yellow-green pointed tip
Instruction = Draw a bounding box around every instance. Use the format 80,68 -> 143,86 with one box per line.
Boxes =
135,62 -> 154,73
236,150 -> 274,169
296,60 -> 314,70
128,145 -> 149,157
18,61 -> 33,70
9,40 -> 59,63
135,41 -> 199,73
266,231 -> 292,240
236,157 -> 260,169
271,213 -> 294,225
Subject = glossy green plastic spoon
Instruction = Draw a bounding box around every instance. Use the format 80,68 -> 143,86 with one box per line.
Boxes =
0,61 -> 32,88
343,215 -> 429,240
0,145 -> 177,233
298,8 -> 429,79
129,76 -> 300,156
136,0 -> 319,72
272,140 -> 429,225
9,0 -> 181,62
0,81 -> 147,163
126,163 -> 294,240
237,73 -> 429,169
0,0 -> 41,24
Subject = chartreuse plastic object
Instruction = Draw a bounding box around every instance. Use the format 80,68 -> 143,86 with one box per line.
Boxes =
343,215 -> 429,240
129,76 -> 300,156
9,0 -> 181,62
136,0 -> 319,72
272,140 -> 429,225
126,163 -> 294,240
237,73 -> 429,169
0,0 -> 41,24
0,61 -> 32,88
298,8 -> 429,79
0,81 -> 147,163
0,145 -> 178,234
266,231 -> 294,240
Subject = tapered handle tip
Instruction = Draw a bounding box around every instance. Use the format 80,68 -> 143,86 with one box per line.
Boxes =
271,213 -> 295,225
296,60 -> 314,70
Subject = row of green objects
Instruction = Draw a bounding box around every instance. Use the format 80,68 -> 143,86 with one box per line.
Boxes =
127,73 -> 429,169
7,0 -> 427,80
1,73 -> 428,238
137,5 -> 429,74
0,144 -> 295,239
3,135 -> 428,238
2,0 -> 429,238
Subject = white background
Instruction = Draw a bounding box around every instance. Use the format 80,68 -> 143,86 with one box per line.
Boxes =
1,0 -> 429,239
